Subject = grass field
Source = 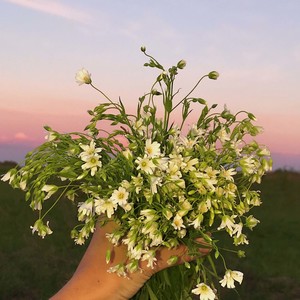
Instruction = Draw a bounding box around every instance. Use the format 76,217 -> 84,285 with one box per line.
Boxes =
1,161 -> 300,300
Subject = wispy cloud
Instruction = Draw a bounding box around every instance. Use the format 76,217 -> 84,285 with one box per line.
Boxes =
4,0 -> 90,24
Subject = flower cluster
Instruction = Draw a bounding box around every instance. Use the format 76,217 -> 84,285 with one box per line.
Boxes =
2,47 -> 272,299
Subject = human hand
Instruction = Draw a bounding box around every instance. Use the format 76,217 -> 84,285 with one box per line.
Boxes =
50,221 -> 211,300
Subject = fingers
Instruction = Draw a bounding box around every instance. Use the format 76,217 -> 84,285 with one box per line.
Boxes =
143,238 -> 212,276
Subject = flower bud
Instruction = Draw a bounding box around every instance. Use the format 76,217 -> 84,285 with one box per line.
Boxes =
75,68 -> 92,85
151,89 -> 162,95
177,59 -> 186,69
106,249 -> 111,264
237,250 -> 246,258
208,71 -> 219,80
140,46 -> 146,52
167,255 -> 179,265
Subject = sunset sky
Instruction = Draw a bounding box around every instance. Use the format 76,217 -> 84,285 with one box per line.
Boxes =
1,0 -> 300,170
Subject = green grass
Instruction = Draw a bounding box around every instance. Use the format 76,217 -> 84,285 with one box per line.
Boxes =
1,163 -> 300,300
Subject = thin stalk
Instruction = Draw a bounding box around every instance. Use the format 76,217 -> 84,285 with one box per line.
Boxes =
172,75 -> 208,112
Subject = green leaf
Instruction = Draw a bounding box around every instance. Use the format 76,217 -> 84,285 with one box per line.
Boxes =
162,269 -> 172,286
146,283 -> 159,300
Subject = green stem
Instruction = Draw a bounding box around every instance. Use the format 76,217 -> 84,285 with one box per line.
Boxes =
172,75 -> 208,112
41,183 -> 72,220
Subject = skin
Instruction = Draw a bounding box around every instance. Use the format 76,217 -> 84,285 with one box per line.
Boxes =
50,221 -> 211,300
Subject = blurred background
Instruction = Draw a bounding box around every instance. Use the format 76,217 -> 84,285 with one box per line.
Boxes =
1,1 -> 300,299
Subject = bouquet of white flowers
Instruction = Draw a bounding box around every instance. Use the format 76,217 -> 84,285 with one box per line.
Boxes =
2,47 -> 272,299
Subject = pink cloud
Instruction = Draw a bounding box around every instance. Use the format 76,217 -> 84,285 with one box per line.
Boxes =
4,0 -> 90,24
14,132 -> 30,141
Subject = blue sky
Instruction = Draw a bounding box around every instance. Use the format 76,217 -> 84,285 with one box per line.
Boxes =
1,0 -> 300,169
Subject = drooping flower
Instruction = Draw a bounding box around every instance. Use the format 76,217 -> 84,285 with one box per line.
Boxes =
191,283 -> 216,300
190,214 -> 204,229
217,215 -> 236,236
245,215 -> 260,230
30,219 -> 53,238
141,250 -> 157,269
78,200 -> 94,221
219,269 -> 243,289
1,169 -> 16,183
75,68 -> 92,85
41,184 -> 58,200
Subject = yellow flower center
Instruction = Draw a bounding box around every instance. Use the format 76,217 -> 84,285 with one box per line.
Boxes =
141,161 -> 148,167
90,157 -> 97,164
201,285 -> 208,292
118,192 -> 125,199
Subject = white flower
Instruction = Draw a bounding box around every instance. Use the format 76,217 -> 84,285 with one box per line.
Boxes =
81,154 -> 102,176
169,153 -> 185,168
122,149 -> 132,160
41,184 -> 58,200
19,180 -> 27,191
155,157 -> 169,171
218,128 -> 230,143
129,243 -> 144,260
30,219 -> 53,239
79,140 -> 102,160
217,215 -> 236,236
189,124 -> 205,137
110,187 -> 129,206
141,221 -> 158,236
133,118 -> 146,135
78,200 -> 94,220
233,233 -> 249,245
258,147 -> 270,156
145,139 -> 161,158
131,174 -> 143,194
205,166 -> 219,178
219,270 -> 243,289
141,250 -> 157,269
178,228 -> 186,238
167,161 -> 182,179
106,231 -> 123,246
75,234 -> 85,245
149,231 -> 163,246
180,136 -> 197,150
75,68 -> 92,85
172,214 -> 185,230
122,202 -> 133,212
1,169 -> 15,183
245,215 -> 260,230
232,222 -> 243,238
192,283 -> 216,300
240,156 -> 256,174
150,176 -> 162,194
94,198 -> 117,218
190,214 -> 204,229
140,209 -> 158,221
45,131 -> 56,142
183,157 -> 199,172
107,263 -> 127,277
135,156 -> 156,174
220,167 -> 237,181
